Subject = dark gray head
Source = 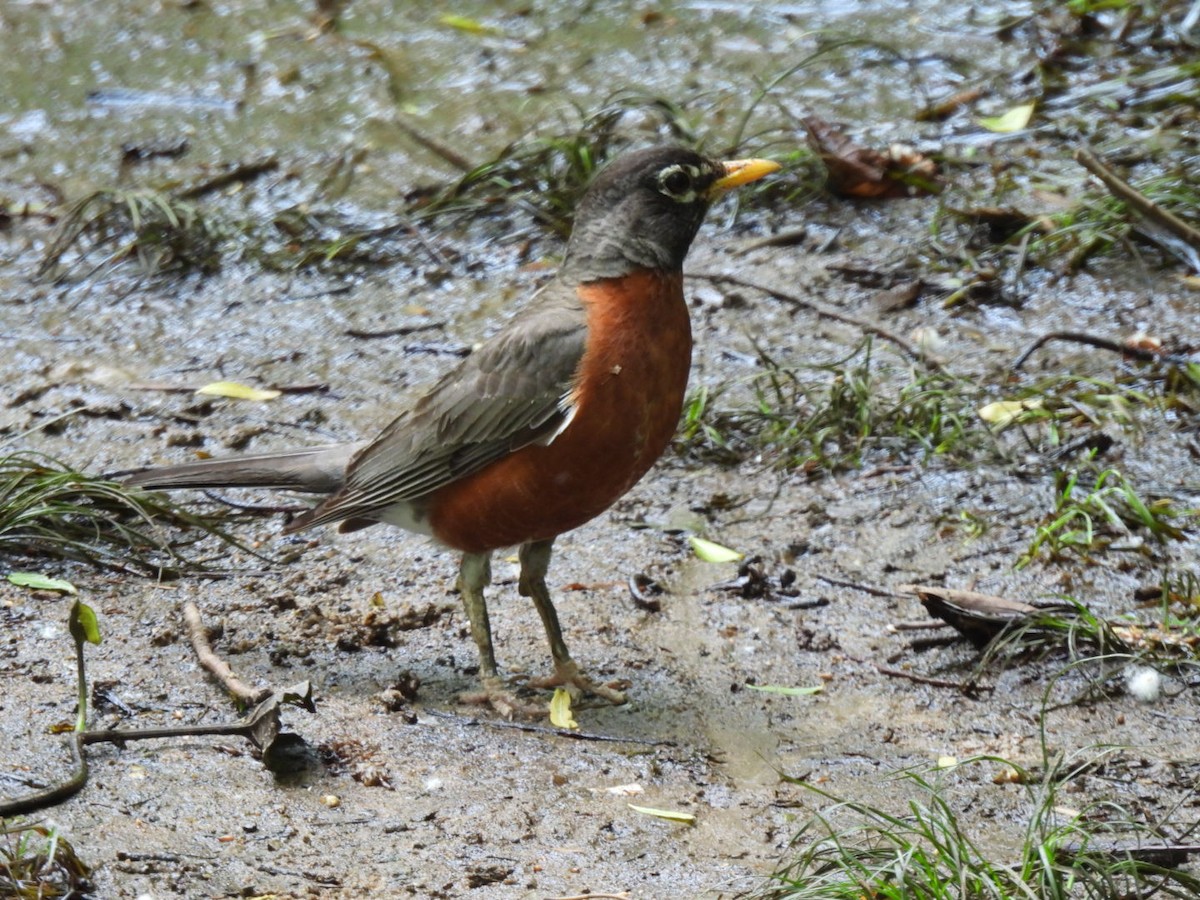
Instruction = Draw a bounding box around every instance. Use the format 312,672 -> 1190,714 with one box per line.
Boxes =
561,146 -> 779,281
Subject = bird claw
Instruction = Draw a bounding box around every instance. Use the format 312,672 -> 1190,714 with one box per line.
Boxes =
526,659 -> 628,707
458,676 -> 544,720
460,665 -> 628,720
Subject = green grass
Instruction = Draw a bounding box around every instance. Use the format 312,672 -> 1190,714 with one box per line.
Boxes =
37,188 -> 219,282
0,823 -> 92,899
0,451 -> 255,575
679,340 -> 988,474
752,750 -> 1200,899
1019,462 -> 1195,567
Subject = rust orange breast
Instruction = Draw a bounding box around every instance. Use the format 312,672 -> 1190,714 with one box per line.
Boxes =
428,270 -> 692,554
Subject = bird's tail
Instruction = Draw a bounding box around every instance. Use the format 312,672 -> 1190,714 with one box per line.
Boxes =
119,443 -> 365,494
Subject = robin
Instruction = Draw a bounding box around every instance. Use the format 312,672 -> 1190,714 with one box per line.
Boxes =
127,146 -> 780,717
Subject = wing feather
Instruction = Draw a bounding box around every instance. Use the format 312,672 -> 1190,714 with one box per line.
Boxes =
290,279 -> 586,530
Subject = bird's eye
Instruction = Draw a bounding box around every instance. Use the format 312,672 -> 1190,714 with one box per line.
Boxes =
658,165 -> 697,200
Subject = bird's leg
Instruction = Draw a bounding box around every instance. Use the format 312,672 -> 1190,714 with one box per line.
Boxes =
519,539 -> 627,706
455,551 -> 524,719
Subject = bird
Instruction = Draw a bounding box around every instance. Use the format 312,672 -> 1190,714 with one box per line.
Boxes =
125,145 -> 780,717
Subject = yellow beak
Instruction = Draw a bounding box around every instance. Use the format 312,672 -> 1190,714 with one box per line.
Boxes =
709,158 -> 782,195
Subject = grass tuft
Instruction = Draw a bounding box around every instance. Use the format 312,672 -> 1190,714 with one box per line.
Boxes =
0,451 -> 255,576
37,189 -> 219,282
1019,461 -> 1196,567
752,751 -> 1200,899
680,340 -> 987,474
0,823 -> 92,899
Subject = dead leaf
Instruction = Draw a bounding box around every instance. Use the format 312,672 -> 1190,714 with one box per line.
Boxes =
915,86 -> 986,122
874,279 -> 924,312
803,116 -> 941,199
949,206 -> 1040,242
902,584 -> 1058,647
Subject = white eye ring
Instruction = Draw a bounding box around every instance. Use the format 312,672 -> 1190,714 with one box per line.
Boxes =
658,164 -> 700,201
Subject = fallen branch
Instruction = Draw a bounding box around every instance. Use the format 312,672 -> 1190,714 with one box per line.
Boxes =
177,156 -> 280,200
345,321 -> 445,340
1056,841 -> 1200,868
1012,330 -> 1197,371
185,601 -> 272,705
1075,146 -> 1200,256
813,573 -> 903,599
875,663 -> 992,693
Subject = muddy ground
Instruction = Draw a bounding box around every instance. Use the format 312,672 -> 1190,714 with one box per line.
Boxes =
3,2 -> 1200,898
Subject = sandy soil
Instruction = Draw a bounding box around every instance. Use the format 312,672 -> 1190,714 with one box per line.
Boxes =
5,204 -> 1200,897
3,3 -> 1199,898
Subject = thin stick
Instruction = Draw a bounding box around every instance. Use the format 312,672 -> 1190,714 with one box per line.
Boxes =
693,272 -> 937,369
393,115 -> 474,172
875,663 -> 992,693
1074,146 -> 1200,255
177,157 -> 280,200
184,601 -> 271,705
813,574 -> 903,599
1012,330 -> 1197,370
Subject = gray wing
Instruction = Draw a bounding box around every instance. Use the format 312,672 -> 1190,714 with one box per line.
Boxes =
288,278 -> 587,530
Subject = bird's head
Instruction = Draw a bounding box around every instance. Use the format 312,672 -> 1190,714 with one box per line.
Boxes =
563,146 -> 779,280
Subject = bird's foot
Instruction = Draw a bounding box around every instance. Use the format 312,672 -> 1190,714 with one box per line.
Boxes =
526,659 -> 628,707
458,675 -> 545,720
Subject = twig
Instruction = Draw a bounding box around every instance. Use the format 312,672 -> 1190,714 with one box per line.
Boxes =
177,157 -> 280,200
813,574 -> 904,598
1056,841 -> 1200,867
693,272 -> 937,368
875,663 -> 992,693
1074,146 -> 1200,255
889,620 -> 952,632
125,381 -> 329,394
1012,330 -> 1197,370
905,635 -> 970,654
393,115 -> 474,172
184,601 -> 271,705
546,894 -> 632,900
345,321 -> 445,340
0,733 -> 88,817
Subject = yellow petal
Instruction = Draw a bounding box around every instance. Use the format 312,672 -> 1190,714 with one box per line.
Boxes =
688,536 -> 743,563
438,14 -> 502,35
977,398 -> 1043,427
628,804 -> 696,825
549,688 -> 578,729
745,684 -> 824,697
978,102 -> 1036,133
196,381 -> 282,402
